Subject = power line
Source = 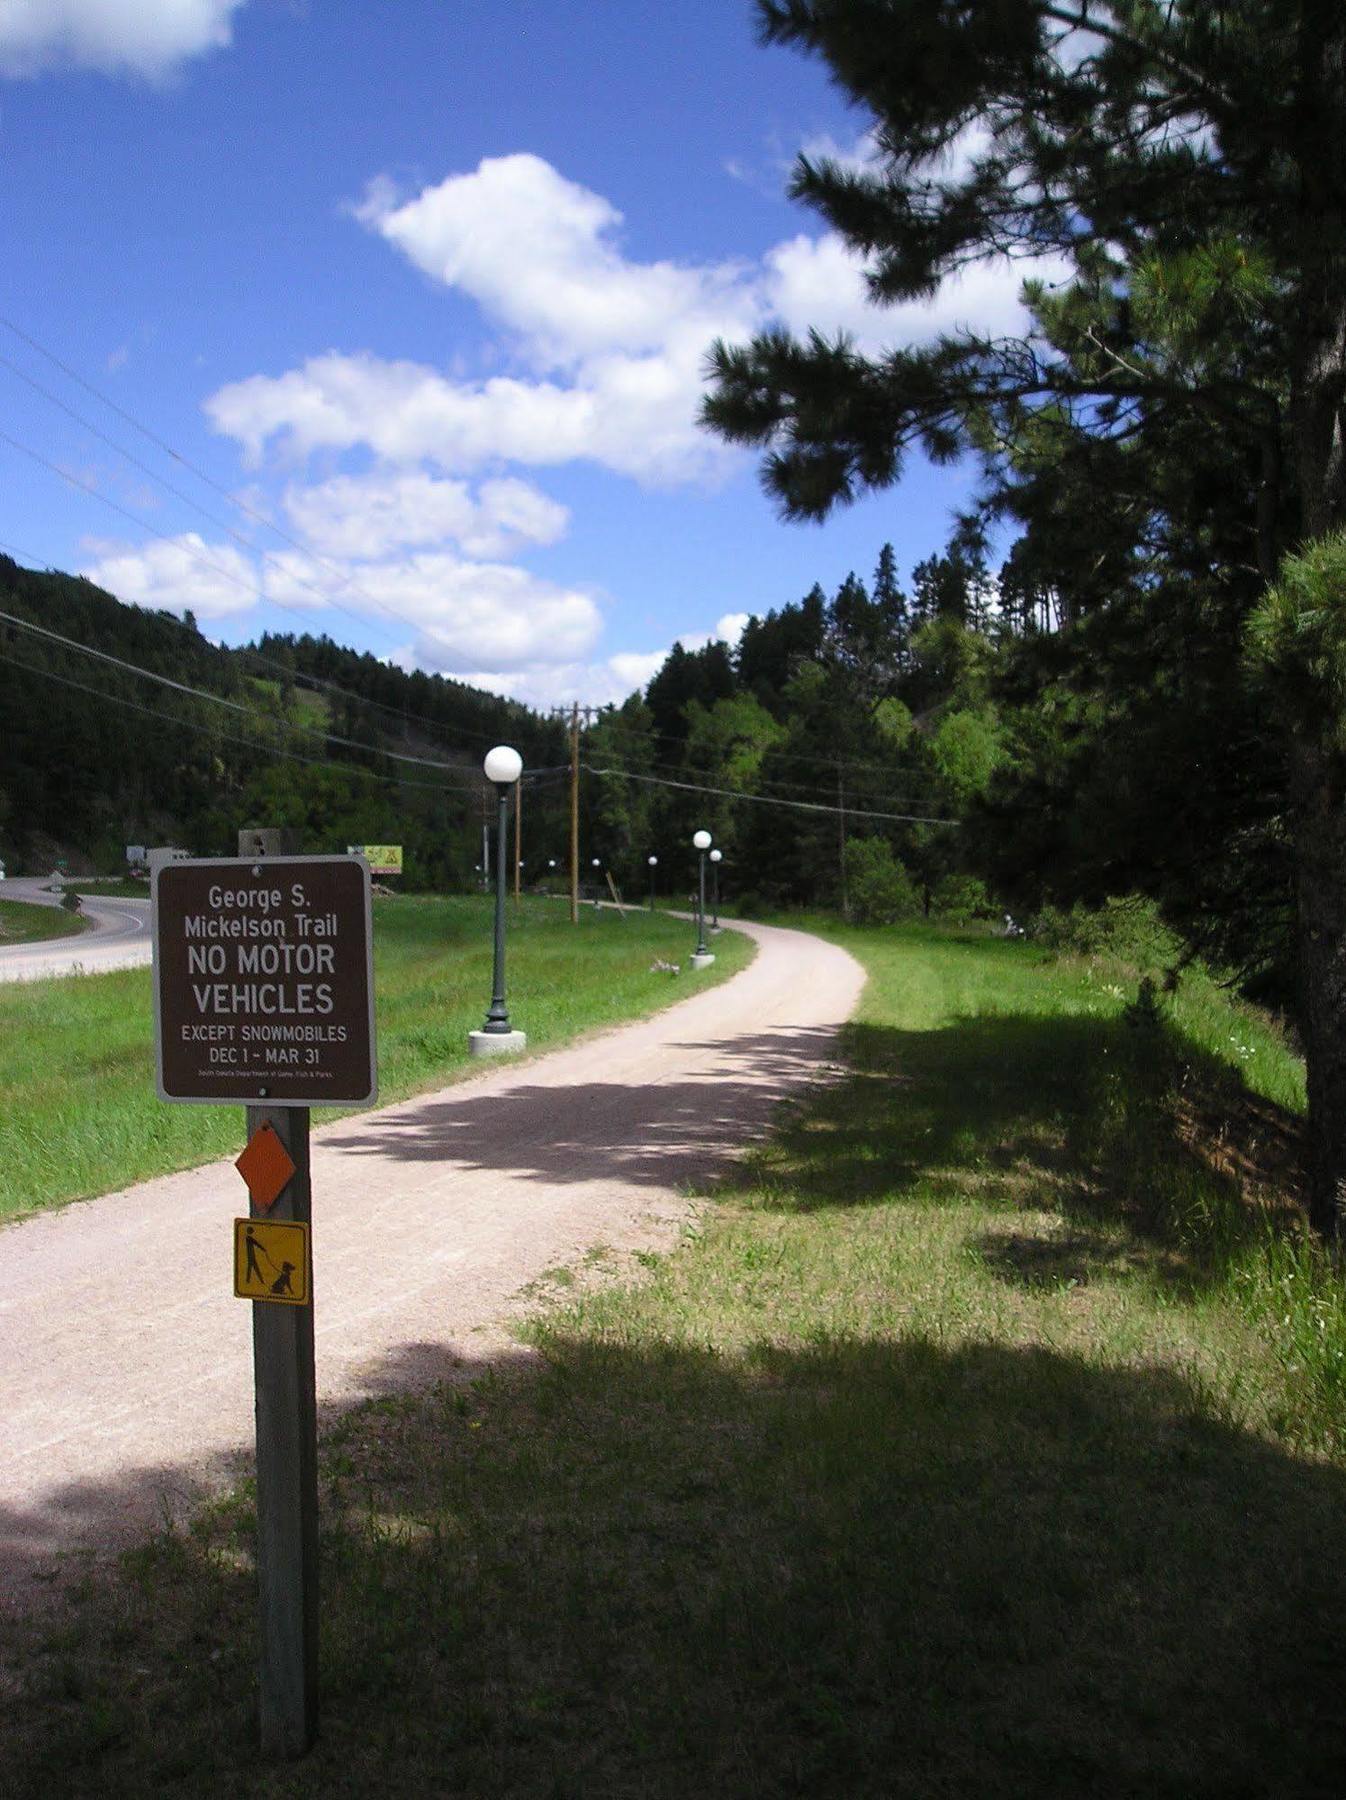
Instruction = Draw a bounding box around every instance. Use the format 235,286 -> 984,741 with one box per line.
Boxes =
0,529 -> 553,759
628,719 -> 946,783
0,605 -> 484,782
0,648 -> 453,794
0,348 -> 376,623
0,317 -> 595,698
0,318 -> 962,799
0,317 -> 426,646
0,421 -> 444,670
1,527 -> 954,815
615,746 -> 943,808
583,762 -> 959,826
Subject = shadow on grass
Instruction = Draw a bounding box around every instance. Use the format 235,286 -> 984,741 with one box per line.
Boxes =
736,1006 -> 1304,1293
2,1331 -> 1343,1798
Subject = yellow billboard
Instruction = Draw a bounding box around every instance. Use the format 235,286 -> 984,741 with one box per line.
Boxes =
350,844 -> 403,876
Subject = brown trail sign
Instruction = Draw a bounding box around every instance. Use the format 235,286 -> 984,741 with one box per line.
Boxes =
152,855 -> 376,1107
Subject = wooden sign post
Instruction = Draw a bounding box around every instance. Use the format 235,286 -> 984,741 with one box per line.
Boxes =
152,853 -> 376,1759
244,1100 -> 317,1757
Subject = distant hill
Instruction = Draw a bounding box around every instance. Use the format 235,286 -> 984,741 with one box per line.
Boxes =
0,556 -> 568,886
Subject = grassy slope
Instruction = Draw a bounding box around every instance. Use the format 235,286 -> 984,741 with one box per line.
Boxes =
4,922 -> 1344,1797
70,880 -> 152,899
0,895 -> 91,946
0,897 -> 751,1222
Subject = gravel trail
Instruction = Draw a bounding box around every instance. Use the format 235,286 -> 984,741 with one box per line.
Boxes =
0,918 -> 864,1612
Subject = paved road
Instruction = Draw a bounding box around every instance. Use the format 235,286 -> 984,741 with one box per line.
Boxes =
0,878 -> 152,982
0,918 -> 865,1612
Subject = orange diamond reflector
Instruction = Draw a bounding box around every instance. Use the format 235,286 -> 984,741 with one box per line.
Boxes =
235,1122 -> 296,1212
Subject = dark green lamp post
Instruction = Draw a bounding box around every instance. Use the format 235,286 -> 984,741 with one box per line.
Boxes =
469,745 -> 527,1056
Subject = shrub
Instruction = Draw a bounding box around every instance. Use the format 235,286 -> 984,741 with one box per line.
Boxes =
931,872 -> 994,921
1030,895 -> 1183,973
845,837 -> 920,925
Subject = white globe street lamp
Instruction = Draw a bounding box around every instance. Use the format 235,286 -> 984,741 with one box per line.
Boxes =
709,847 -> 723,930
483,744 -> 522,787
470,746 -> 526,1057
647,853 -> 658,911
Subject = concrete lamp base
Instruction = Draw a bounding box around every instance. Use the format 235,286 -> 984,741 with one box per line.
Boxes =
468,1029 -> 528,1057
689,952 -> 716,970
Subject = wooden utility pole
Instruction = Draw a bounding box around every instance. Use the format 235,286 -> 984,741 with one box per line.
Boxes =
569,702 -> 580,925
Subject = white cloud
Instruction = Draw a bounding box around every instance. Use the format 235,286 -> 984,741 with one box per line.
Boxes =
473,477 -> 570,556
80,527 -> 602,690
357,153 -> 740,370
250,543 -> 603,677
209,153 -> 761,487
327,553 -> 601,674
259,549 -> 339,612
606,649 -> 667,694
81,533 -> 258,620
764,232 -> 881,345
765,231 -> 1069,352
588,613 -> 748,710
187,150 -> 1078,696
912,118 -> 997,189
283,471 -> 569,561
797,128 -> 882,177
452,653 -> 657,711
527,608 -> 747,710
406,613 -> 755,711
208,151 -> 1069,495
207,347 -> 734,486
0,0 -> 246,79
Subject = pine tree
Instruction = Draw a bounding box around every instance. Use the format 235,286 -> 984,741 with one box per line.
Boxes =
703,0 -> 1346,1238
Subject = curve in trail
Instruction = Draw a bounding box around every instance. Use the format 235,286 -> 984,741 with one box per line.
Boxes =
0,918 -> 865,1611
0,883 -> 152,984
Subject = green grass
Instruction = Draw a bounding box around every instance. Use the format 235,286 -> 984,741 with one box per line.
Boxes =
0,895 -> 90,945
70,879 -> 152,899
4,919 -> 1345,1797
0,896 -> 751,1222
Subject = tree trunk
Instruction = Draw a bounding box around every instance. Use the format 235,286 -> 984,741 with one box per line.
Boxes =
1288,277 -> 1346,1237
1292,741 -> 1346,1239
1285,8 -> 1346,1232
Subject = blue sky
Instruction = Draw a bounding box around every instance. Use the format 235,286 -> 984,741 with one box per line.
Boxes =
0,1 -> 1040,707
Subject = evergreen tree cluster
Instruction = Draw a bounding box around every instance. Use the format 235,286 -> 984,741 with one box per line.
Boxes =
582,536 -> 1006,922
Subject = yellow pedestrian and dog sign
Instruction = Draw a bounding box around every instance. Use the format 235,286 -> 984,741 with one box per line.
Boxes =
234,1217 -> 310,1305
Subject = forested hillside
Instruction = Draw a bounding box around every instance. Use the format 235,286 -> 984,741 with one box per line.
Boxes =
0,530 -> 1296,1025
0,557 -> 567,887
